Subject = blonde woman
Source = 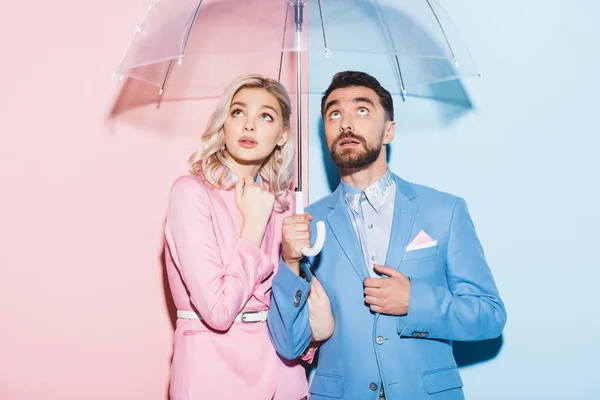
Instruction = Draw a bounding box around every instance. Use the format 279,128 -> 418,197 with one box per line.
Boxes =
164,75 -> 308,399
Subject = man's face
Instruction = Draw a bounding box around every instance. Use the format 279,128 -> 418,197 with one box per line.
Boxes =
322,86 -> 394,169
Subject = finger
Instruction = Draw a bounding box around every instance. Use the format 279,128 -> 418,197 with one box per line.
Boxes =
363,287 -> 380,297
294,223 -> 311,233
307,292 -> 314,306
283,234 -> 310,246
235,179 -> 244,204
284,214 -> 309,225
373,264 -> 400,278
283,228 -> 310,239
297,240 -> 312,250
312,276 -> 324,292
311,276 -> 325,298
364,295 -> 382,306
308,288 -> 316,303
292,232 -> 311,241
369,305 -> 384,313
364,278 -> 384,288
304,212 -> 314,222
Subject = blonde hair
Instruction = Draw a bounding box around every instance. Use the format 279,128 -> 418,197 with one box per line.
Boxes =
188,74 -> 294,210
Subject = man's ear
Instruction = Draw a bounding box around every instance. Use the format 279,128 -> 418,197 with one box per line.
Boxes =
382,120 -> 395,145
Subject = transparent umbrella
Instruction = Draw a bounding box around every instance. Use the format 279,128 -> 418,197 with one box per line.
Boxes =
114,0 -> 480,256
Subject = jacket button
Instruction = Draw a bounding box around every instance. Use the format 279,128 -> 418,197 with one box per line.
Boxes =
369,382 -> 378,391
293,290 -> 302,307
376,336 -> 384,345
412,331 -> 419,338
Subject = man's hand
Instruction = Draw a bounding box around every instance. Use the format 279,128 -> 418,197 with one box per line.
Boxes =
281,213 -> 313,275
364,264 -> 411,315
308,276 -> 335,342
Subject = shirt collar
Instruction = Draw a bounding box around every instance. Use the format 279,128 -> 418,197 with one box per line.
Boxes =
224,168 -> 260,185
341,170 -> 395,214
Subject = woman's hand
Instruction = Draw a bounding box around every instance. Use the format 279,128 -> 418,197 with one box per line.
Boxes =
236,177 -> 275,248
308,276 -> 335,342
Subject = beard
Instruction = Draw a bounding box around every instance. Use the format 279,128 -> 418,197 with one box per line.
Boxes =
330,131 -> 383,169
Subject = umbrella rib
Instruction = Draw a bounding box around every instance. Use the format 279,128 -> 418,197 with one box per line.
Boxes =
159,59 -> 174,95
277,2 -> 291,82
159,0 -> 203,95
114,0 -> 161,75
372,0 -> 406,96
179,0 -> 204,62
423,0 -> 457,66
316,0 -> 329,52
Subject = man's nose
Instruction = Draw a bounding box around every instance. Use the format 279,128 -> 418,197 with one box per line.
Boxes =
340,114 -> 353,130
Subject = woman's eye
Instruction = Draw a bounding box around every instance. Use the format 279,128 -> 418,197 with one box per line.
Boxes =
231,109 -> 243,117
262,113 -> 273,122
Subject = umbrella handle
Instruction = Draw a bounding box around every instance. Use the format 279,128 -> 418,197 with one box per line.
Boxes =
295,191 -> 326,257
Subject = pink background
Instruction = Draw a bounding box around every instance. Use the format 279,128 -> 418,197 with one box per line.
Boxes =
0,0 -> 308,398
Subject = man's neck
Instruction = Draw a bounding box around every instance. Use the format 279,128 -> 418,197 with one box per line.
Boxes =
340,159 -> 389,191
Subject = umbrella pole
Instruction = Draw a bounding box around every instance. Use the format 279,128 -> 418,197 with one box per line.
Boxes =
293,1 -> 326,258
295,1 -> 304,193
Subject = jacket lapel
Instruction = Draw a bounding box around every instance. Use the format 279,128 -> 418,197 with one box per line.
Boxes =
326,188 -> 370,281
384,175 -> 419,271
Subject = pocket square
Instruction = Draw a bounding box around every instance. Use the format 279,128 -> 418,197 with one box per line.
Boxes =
406,230 -> 438,251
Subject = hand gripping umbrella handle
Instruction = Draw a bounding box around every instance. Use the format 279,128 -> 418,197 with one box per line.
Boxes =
295,191 -> 326,257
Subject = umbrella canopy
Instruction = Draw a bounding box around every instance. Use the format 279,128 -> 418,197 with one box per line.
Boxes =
115,0 -> 478,97
113,0 -> 480,256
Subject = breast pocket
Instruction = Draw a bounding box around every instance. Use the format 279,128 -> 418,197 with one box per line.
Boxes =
402,244 -> 438,262
400,245 -> 441,281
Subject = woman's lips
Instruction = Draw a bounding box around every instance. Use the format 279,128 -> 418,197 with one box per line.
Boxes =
238,136 -> 258,149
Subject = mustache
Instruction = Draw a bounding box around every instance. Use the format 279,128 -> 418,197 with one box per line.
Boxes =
332,131 -> 366,148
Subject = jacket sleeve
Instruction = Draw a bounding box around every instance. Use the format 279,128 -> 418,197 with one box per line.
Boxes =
267,259 -> 313,360
165,176 -> 274,331
399,197 -> 507,341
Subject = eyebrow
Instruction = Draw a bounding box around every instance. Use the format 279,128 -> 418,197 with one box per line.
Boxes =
323,97 -> 376,115
230,102 -> 279,115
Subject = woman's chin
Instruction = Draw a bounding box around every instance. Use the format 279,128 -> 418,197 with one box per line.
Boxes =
228,150 -> 268,165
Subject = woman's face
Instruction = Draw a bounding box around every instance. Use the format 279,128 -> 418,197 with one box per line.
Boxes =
223,88 -> 289,167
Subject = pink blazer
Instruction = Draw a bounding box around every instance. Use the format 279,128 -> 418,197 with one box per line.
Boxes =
164,175 -> 308,400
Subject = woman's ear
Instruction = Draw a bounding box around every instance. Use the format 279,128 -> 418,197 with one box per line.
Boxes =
277,128 -> 290,147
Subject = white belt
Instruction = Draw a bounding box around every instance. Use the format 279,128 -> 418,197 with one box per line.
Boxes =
177,309 -> 268,323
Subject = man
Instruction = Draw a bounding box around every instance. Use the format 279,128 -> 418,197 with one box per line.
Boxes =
267,71 -> 507,400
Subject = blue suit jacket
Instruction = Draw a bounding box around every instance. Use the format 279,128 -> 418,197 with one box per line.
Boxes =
268,174 -> 507,399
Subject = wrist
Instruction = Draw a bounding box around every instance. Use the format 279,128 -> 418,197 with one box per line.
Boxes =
240,224 -> 266,248
283,257 -> 301,275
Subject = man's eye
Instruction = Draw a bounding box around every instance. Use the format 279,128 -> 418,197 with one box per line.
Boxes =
357,107 -> 369,115
329,111 -> 341,119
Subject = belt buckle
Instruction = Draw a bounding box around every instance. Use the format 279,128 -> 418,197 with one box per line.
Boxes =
240,311 -> 259,323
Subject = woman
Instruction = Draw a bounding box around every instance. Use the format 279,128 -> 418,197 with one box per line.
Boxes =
164,74 -> 307,399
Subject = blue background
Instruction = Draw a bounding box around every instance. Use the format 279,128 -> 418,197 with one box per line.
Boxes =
306,0 -> 600,398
